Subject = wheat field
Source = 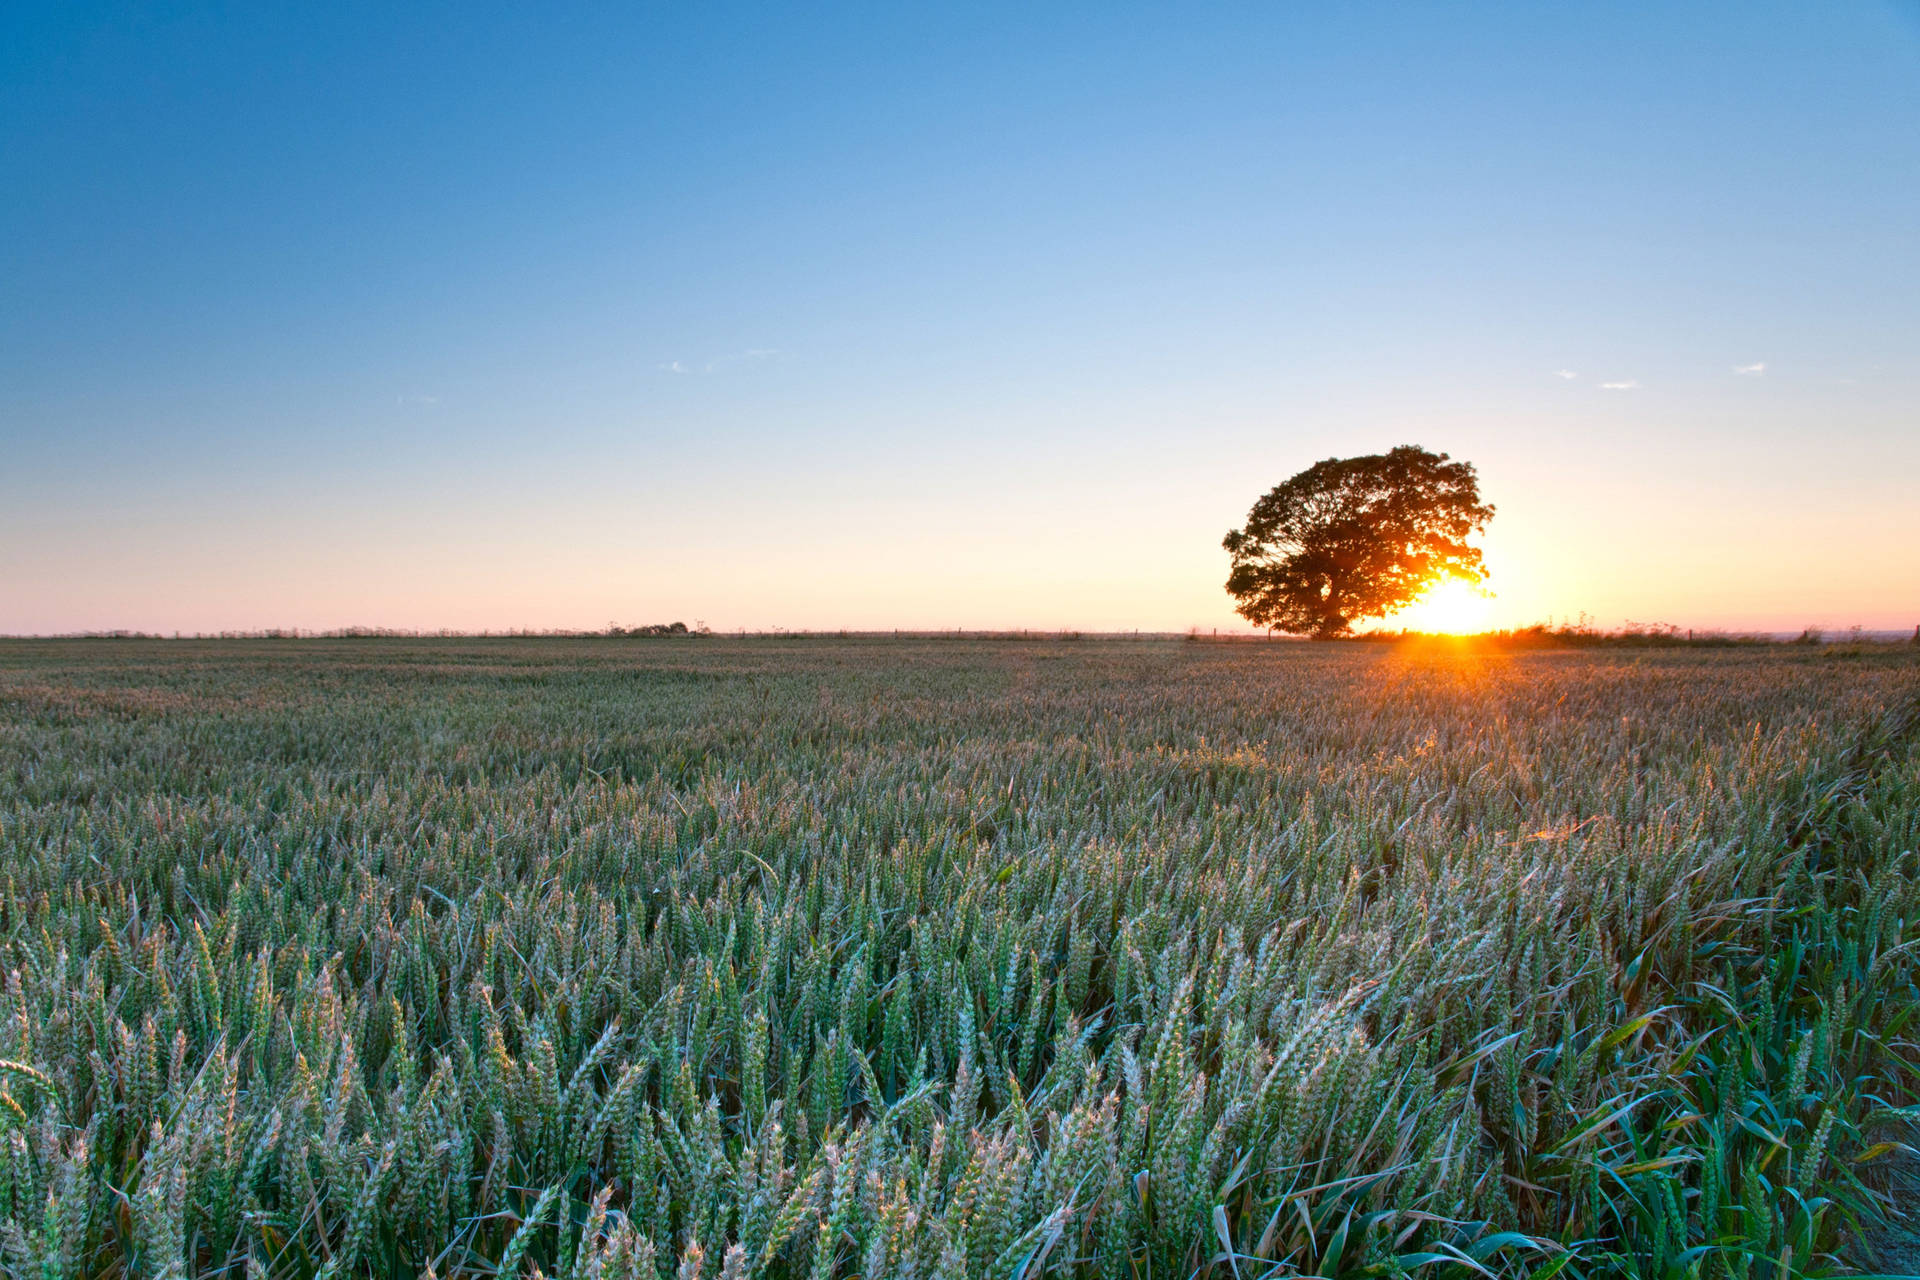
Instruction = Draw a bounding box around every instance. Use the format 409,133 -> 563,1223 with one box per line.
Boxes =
0,638 -> 1915,1280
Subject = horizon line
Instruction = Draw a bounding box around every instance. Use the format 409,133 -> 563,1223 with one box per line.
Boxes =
5,624 -> 1916,644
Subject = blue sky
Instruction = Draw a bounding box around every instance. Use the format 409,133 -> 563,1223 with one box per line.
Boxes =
4,3 -> 1918,633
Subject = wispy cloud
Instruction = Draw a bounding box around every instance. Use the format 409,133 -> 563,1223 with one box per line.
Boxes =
395,393 -> 440,405
659,349 -> 782,376
704,348 -> 781,373
1552,369 -> 1577,380
1599,380 -> 1639,391
1733,362 -> 1766,376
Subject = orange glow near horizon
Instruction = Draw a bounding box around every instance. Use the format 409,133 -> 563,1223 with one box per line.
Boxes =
1383,576 -> 1495,635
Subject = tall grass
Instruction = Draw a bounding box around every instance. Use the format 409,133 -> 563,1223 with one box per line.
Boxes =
0,638 -> 1914,1279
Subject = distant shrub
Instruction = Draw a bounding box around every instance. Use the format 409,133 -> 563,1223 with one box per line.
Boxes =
605,621 -> 708,638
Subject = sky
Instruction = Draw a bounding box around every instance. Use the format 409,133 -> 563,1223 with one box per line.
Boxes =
4,2 -> 1918,635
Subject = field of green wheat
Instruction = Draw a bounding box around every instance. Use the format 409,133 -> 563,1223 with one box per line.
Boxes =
0,638 -> 1915,1280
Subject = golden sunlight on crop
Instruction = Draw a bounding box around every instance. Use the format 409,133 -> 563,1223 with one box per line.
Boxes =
1388,575 -> 1494,635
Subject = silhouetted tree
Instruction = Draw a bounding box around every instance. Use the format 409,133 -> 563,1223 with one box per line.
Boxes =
1223,445 -> 1494,637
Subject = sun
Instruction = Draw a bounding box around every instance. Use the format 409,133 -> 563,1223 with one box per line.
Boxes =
1389,575 -> 1493,635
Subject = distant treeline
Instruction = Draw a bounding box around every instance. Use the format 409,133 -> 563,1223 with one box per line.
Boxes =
1336,620 -> 1920,648
10,623 -> 713,640
7,622 -> 1916,645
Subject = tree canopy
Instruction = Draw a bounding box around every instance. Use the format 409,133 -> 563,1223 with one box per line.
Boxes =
1223,445 -> 1494,637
